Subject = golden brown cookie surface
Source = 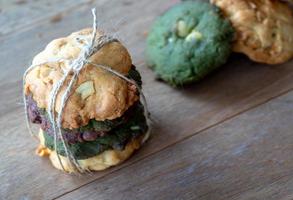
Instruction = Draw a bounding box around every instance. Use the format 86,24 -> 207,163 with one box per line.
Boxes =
24,29 -> 138,129
211,0 -> 293,64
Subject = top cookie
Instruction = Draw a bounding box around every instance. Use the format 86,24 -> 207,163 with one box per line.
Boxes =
211,0 -> 293,64
146,1 -> 234,86
24,29 -> 138,129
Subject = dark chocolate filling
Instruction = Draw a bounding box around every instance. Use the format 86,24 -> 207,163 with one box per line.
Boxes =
42,102 -> 147,159
27,95 -> 139,143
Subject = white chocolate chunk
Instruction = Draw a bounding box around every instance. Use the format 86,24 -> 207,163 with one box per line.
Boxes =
177,20 -> 189,37
185,29 -> 203,42
76,81 -> 95,100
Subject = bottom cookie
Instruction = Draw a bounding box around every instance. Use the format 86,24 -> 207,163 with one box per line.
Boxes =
36,129 -> 148,173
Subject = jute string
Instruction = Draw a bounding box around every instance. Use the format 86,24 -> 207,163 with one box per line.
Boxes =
23,8 -> 151,173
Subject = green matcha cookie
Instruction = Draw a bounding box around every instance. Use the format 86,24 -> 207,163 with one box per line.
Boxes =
146,1 -> 234,86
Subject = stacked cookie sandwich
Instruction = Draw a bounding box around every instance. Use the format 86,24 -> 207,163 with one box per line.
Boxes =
24,29 -> 149,172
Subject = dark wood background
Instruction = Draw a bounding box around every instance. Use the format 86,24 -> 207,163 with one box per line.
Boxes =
0,0 -> 292,199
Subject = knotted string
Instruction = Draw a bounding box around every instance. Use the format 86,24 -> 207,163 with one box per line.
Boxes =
23,8 -> 151,173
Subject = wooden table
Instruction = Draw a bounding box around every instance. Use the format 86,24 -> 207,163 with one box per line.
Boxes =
1,0 -> 293,199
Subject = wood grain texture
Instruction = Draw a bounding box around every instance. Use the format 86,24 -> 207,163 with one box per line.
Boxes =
0,0 -> 92,38
58,91 -> 293,200
0,1 -> 179,199
0,0 -> 293,199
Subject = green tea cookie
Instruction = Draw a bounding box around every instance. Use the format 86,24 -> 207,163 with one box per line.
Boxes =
146,1 -> 234,86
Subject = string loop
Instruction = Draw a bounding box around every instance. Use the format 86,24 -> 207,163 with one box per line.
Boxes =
23,8 -> 151,173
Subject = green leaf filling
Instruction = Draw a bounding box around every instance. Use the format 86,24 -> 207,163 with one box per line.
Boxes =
43,102 -> 148,160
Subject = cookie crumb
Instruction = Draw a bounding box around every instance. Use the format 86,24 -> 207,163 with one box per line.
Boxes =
122,1 -> 132,6
37,33 -> 43,39
14,0 -> 26,4
88,0 -> 95,5
143,31 -> 148,37
50,13 -> 63,23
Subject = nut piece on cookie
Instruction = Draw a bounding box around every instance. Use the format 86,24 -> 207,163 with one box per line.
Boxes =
211,0 -> 293,64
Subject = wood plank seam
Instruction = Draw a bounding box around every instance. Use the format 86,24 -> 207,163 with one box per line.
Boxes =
2,1 -> 292,198
52,86 -> 293,199
226,172 -> 293,200
54,90 -> 293,199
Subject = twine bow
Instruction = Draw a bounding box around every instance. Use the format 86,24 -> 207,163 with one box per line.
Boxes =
23,8 -> 151,173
